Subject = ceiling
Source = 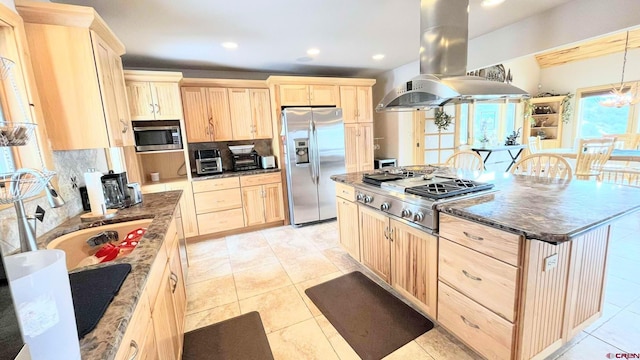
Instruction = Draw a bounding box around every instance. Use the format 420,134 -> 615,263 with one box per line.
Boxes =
55,0 -> 573,77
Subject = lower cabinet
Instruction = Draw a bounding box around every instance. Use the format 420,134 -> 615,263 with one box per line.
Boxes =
359,206 -> 391,283
241,182 -> 285,226
336,197 -> 360,260
114,290 -> 153,360
141,181 -> 198,238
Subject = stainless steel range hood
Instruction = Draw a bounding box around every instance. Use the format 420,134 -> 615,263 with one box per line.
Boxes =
376,0 -> 529,112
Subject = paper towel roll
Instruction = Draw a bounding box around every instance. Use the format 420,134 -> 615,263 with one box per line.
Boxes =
5,250 -> 81,360
84,170 -> 105,216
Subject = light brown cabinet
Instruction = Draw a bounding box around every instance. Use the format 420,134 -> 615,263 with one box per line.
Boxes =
340,86 -> 372,123
345,122 -> 374,173
182,87 -> 233,142
126,81 -> 183,120
279,84 -> 339,106
524,96 -> 565,151
336,196 -> 360,261
229,88 -> 273,140
114,292 -> 153,360
241,182 -> 285,226
141,181 -> 198,238
18,2 -> 132,150
359,206 -> 391,283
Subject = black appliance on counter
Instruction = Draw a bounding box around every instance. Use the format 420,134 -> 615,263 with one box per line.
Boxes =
101,171 -> 130,209
232,150 -> 260,171
195,149 -> 223,175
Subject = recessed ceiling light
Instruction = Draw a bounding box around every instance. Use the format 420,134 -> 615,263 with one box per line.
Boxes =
222,42 -> 238,49
481,0 -> 505,7
372,54 -> 385,60
307,48 -> 320,56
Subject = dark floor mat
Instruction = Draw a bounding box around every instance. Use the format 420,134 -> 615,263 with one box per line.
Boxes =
69,263 -> 131,338
305,271 -> 434,360
182,311 -> 274,360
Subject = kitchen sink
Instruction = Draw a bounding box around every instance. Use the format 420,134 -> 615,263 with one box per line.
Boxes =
47,219 -> 153,271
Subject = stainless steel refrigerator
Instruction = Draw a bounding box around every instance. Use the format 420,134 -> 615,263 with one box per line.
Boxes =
282,107 -> 345,226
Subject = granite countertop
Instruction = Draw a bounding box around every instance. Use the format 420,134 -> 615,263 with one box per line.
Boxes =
330,166 -> 640,243
191,168 -> 280,181
36,191 -> 182,360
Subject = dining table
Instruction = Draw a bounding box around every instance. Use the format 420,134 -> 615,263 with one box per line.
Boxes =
471,144 -> 527,172
540,148 -> 640,162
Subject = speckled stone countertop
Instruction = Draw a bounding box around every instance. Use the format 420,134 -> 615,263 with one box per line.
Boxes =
36,191 -> 182,360
331,166 -> 640,243
191,168 -> 280,181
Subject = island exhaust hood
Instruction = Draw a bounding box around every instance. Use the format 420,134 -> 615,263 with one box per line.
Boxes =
376,0 -> 529,112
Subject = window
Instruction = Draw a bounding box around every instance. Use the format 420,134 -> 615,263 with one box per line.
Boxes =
460,101 -> 519,147
575,88 -> 637,140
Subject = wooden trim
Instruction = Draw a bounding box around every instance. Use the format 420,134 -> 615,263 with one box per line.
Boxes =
186,220 -> 285,242
181,78 -> 268,88
266,75 -> 376,87
16,0 -> 125,55
124,70 -> 183,82
413,111 -> 425,164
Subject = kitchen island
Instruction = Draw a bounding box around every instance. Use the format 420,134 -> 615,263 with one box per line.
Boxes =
36,191 -> 185,360
331,166 -> 640,360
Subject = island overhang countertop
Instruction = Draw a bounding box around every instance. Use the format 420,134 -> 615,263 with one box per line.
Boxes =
331,166 -> 640,243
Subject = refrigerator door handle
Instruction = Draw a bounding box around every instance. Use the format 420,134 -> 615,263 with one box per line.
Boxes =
313,120 -> 320,184
308,120 -> 317,184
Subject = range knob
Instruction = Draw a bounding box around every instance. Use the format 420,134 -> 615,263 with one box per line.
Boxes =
364,195 -> 373,204
414,212 -> 425,222
401,209 -> 412,218
356,193 -> 364,201
380,202 -> 390,211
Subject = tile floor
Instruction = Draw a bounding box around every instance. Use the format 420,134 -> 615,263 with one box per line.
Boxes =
184,212 -> 640,360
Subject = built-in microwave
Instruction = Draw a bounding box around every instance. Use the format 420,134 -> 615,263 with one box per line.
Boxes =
133,120 -> 182,152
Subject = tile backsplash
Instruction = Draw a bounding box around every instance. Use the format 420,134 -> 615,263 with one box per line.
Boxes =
188,140 -> 274,174
0,149 -> 108,255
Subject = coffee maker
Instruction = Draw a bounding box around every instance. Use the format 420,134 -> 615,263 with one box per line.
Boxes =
101,171 -> 129,208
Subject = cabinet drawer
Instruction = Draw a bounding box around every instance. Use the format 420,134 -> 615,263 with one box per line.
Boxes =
439,239 -> 518,322
335,182 -> 355,202
114,293 -> 151,360
192,177 -> 240,193
240,172 -> 281,187
197,208 -> 245,234
439,213 -> 521,266
438,282 -> 514,360
194,188 -> 242,214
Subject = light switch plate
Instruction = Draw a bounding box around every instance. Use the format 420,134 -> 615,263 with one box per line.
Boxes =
544,253 -> 558,271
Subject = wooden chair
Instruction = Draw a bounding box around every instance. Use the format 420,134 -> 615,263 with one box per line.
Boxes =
511,154 -> 573,180
602,133 -> 640,150
601,167 -> 640,187
527,136 -> 541,154
444,151 -> 484,171
574,138 -> 615,180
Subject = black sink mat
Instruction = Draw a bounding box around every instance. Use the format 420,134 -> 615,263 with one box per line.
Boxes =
69,263 -> 131,339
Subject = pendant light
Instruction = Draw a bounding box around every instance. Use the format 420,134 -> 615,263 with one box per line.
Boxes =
600,31 -> 640,108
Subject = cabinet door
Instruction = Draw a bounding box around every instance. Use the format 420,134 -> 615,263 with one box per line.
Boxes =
310,85 -> 339,106
358,123 -> 374,172
279,84 -> 309,106
169,241 -> 186,352
126,81 -> 155,120
356,86 -> 373,122
359,206 -> 391,283
114,293 -> 151,360
182,87 -> 211,143
337,198 -> 360,261
263,182 -> 285,222
110,53 -> 134,146
166,181 -> 199,238
344,124 -> 359,173
250,89 -> 273,139
339,86 -> 358,124
228,88 -> 254,140
142,317 -> 157,360
152,82 -> 183,120
92,32 -> 123,147
390,219 -> 438,318
153,265 -> 178,360
241,185 -> 265,226
207,88 -> 234,141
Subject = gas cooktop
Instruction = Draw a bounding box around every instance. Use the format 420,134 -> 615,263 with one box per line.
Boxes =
405,179 -> 494,200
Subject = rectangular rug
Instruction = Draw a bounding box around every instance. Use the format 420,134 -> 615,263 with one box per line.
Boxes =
182,311 -> 274,360
305,271 -> 434,360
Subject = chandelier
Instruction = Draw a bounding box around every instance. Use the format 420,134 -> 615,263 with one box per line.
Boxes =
600,31 -> 640,108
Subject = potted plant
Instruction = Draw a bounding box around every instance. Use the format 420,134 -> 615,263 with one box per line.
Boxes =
434,108 -> 453,132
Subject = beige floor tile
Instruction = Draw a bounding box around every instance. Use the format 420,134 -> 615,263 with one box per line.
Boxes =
187,257 -> 232,284
239,285 -> 312,333
300,225 -> 340,250
322,247 -> 361,272
294,271 -> 344,316
592,309 -> 640,352
315,315 -> 360,360
187,238 -> 227,260
228,246 -> 279,272
267,318 -> 339,360
270,238 -> 321,261
415,327 -> 482,360
607,255 -> 640,285
261,226 -> 300,244
555,334 -> 624,360
584,303 -> 623,334
186,274 -> 237,315
383,341 -> 435,360
546,331 -> 589,359
234,262 -> 293,299
279,252 -> 340,283
184,302 -> 240,332
604,275 -> 640,308
226,231 -> 271,253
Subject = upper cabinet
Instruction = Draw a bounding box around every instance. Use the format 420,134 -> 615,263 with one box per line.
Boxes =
126,81 -> 183,121
229,88 -> 273,140
279,84 -> 339,106
340,86 -> 373,123
16,1 -> 132,150
182,87 -> 234,142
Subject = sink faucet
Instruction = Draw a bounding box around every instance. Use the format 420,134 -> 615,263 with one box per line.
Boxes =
14,179 -> 65,252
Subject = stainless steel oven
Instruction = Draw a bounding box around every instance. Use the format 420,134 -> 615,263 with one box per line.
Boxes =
133,120 -> 182,152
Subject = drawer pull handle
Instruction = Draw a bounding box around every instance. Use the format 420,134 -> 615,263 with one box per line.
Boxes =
461,316 -> 480,329
463,232 -> 484,241
462,270 -> 482,281
342,190 -> 349,194
384,227 -> 389,240
128,340 -> 139,360
170,272 -> 178,293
